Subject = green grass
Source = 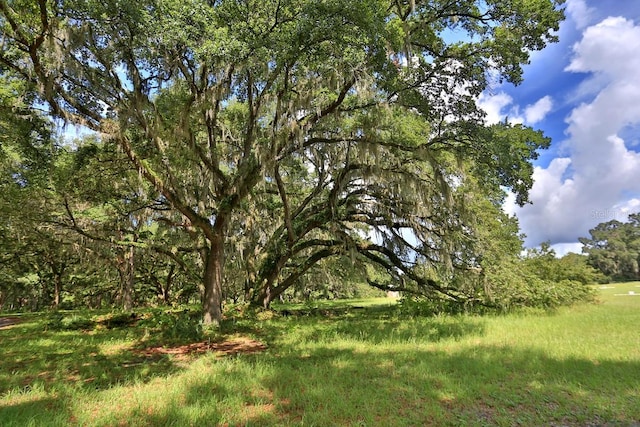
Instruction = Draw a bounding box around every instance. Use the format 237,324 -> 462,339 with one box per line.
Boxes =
1,285 -> 639,426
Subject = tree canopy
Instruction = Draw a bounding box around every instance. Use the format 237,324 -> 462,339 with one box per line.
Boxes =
1,0 -> 565,324
580,213 -> 640,282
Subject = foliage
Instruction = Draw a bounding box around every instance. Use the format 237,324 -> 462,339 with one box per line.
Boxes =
399,275 -> 596,315
0,70 -> 61,311
481,245 -> 597,311
41,307 -> 203,340
403,178 -> 597,312
0,125 -> 204,311
138,308 -> 203,343
43,312 -> 96,331
523,242 -> 607,284
0,0 -> 565,324
99,312 -> 140,329
580,213 -> 640,282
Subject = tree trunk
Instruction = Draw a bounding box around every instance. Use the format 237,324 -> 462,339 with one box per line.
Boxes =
125,245 -> 135,310
255,248 -> 339,308
47,257 -> 65,309
53,275 -> 62,308
203,220 -> 226,326
252,254 -> 287,308
261,283 -> 274,309
243,247 -> 256,302
118,245 -> 135,311
162,265 -> 175,305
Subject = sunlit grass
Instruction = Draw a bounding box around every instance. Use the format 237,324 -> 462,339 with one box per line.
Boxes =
1,286 -> 639,426
272,296 -> 398,310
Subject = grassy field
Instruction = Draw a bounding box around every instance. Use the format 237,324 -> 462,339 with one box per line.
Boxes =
1,283 -> 639,426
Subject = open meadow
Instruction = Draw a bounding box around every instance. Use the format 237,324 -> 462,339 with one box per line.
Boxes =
1,283 -> 639,426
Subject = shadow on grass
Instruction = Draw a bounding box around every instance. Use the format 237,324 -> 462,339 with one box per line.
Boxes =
2,308 -> 640,426
80,309 -> 640,426
128,345 -> 640,426
0,396 -> 71,427
0,318 -> 179,396
322,315 -> 485,344
227,305 -> 487,347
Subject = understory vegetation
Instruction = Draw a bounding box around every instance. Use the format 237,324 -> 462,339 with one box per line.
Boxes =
1,284 -> 639,426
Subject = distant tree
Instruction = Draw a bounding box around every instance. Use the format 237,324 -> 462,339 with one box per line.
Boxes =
523,242 -> 605,285
555,252 -> 607,285
48,138 -> 203,309
580,214 -> 640,281
1,105 -> 196,311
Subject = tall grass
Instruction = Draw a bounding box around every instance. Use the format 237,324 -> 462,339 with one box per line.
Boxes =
1,284 -> 639,426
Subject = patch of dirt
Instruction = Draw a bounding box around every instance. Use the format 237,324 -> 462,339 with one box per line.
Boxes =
241,402 -> 276,420
136,337 -> 267,360
0,317 -> 22,329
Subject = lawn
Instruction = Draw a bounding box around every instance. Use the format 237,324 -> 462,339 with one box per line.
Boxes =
1,283 -> 639,426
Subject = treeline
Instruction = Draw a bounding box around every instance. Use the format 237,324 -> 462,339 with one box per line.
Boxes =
0,127 -> 600,313
0,132 -> 381,312
0,83 -> 604,314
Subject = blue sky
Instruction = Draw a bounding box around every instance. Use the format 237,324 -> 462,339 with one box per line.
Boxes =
477,0 -> 640,256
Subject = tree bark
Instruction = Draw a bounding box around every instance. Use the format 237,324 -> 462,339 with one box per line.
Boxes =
202,218 -> 226,326
118,245 -> 135,311
162,265 -> 175,305
53,275 -> 62,308
124,245 -> 135,311
256,248 -> 340,308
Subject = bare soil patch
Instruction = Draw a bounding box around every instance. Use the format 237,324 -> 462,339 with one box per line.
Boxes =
136,337 -> 267,360
0,317 -> 22,329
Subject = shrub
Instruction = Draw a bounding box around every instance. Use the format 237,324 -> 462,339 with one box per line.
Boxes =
43,313 -> 64,331
138,308 -> 203,342
397,295 -> 470,317
99,312 -> 139,329
62,315 -> 96,330
44,313 -> 96,331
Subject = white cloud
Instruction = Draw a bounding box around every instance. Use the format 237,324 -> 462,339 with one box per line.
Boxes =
564,72 -> 609,105
551,243 -> 584,257
613,198 -> 640,219
565,0 -> 595,29
477,93 -> 552,126
565,17 -> 640,78
503,191 -> 517,217
511,16 -> 640,247
477,92 -> 514,125
524,96 -> 553,125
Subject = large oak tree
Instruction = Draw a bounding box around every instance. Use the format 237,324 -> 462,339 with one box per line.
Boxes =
1,0 -> 563,324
